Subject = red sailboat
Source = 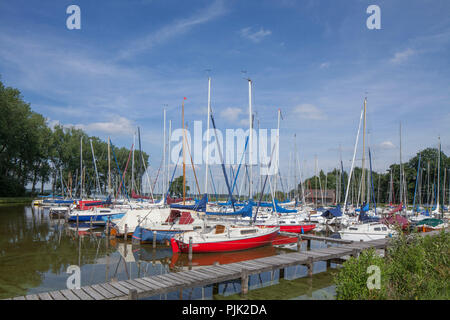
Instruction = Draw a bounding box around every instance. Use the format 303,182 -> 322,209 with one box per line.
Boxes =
170,224 -> 279,253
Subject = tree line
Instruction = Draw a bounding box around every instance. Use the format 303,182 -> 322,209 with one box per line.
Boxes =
297,147 -> 449,207
0,78 -> 149,197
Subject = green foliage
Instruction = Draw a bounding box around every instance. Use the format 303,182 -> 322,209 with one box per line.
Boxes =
334,249 -> 388,299
169,176 -> 190,198
0,77 -> 149,197
335,231 -> 450,300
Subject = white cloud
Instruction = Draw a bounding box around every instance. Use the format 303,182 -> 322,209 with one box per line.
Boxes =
390,48 -> 415,64
240,26 -> 272,43
293,104 -> 326,120
118,0 -> 227,59
320,62 -> 330,69
75,116 -> 136,136
379,140 -> 396,149
220,107 -> 244,122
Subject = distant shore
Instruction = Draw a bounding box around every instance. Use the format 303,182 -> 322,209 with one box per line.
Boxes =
0,197 -> 33,204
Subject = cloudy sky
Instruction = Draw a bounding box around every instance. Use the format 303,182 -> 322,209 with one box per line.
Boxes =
1,0 -> 449,193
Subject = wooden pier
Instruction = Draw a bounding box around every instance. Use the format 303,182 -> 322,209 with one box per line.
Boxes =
5,229 -> 447,300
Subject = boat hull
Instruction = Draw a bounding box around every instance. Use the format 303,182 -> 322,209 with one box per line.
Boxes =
257,224 -> 315,234
172,228 -> 279,253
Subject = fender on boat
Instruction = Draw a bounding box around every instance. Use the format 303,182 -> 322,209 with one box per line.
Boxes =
170,238 -> 180,253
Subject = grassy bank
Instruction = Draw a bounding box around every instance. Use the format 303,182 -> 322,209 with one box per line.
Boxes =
334,229 -> 449,300
0,197 -> 33,204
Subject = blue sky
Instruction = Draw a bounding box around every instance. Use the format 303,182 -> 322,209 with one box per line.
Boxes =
1,0 -> 450,193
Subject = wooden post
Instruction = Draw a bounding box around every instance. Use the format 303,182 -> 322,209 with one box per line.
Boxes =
351,248 -> 360,258
105,219 -> 110,237
124,224 -> 128,241
188,237 -> 193,262
128,289 -> 138,300
307,239 -> 311,251
297,234 -> 302,252
76,214 -> 79,235
279,268 -> 285,280
241,269 -> 249,295
153,231 -> 157,249
326,259 -> 331,268
307,257 -> 314,278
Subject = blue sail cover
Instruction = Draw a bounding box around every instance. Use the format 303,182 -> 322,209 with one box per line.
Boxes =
355,203 -> 370,212
273,200 -> 297,213
321,205 -> 343,218
206,202 -> 253,218
170,194 -> 207,212
358,207 -> 379,223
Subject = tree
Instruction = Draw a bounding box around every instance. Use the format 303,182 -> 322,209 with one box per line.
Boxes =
169,176 -> 189,198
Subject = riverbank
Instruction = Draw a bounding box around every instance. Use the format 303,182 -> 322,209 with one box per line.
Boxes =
0,197 -> 33,205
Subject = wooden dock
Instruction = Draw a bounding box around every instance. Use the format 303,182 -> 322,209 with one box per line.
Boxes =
5,228 -> 447,300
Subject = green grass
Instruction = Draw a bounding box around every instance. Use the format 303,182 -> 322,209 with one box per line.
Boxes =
0,197 -> 33,204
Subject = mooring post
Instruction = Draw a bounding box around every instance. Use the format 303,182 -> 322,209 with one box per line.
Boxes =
297,234 -> 302,252
307,239 -> 311,251
188,237 -> 193,262
105,219 -> 110,237
241,269 -> 249,295
124,224 -> 128,241
307,257 -> 314,278
279,268 -> 285,280
128,288 -> 138,300
76,214 -> 79,235
153,231 -> 157,249
351,248 -> 360,258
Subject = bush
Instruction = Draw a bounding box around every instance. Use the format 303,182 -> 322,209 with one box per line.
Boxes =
335,230 -> 450,300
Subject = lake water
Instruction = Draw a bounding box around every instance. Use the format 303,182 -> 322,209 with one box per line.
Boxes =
0,204 -> 338,300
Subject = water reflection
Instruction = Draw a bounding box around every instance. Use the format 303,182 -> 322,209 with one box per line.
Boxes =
0,205 -> 338,300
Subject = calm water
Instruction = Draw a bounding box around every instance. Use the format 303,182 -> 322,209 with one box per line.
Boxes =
0,205 -> 337,300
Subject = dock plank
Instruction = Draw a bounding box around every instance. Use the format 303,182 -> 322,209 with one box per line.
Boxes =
72,288 -> 94,300
59,289 -> 81,300
48,290 -> 68,300
98,283 -> 124,297
24,294 -> 40,300
81,286 -> 106,300
37,292 -> 53,300
90,284 -> 117,300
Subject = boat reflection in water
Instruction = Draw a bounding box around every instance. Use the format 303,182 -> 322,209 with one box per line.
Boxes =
169,245 -> 278,271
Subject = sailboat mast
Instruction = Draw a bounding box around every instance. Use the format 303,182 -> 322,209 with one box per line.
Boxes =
167,120 -> 171,203
80,136 -> 83,198
248,79 -> 253,199
163,109 -> 166,198
132,132 -> 135,193
182,98 -> 186,204
205,77 -> 211,196
436,136 -> 441,212
108,137 -> 111,196
361,97 -> 367,204
399,122 -> 403,208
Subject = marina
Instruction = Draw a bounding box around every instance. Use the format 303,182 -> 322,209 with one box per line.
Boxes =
1,1 -> 449,304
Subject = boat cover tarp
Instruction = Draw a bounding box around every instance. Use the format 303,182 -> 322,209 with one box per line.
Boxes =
166,196 -> 193,204
170,194 -> 207,212
205,202 -> 253,218
415,218 -> 444,227
321,205 -> 343,218
381,214 -> 409,229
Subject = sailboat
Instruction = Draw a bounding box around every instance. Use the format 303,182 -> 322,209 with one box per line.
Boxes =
170,224 -> 279,253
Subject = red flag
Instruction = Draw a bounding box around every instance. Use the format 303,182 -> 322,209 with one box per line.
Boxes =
183,97 -> 187,100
